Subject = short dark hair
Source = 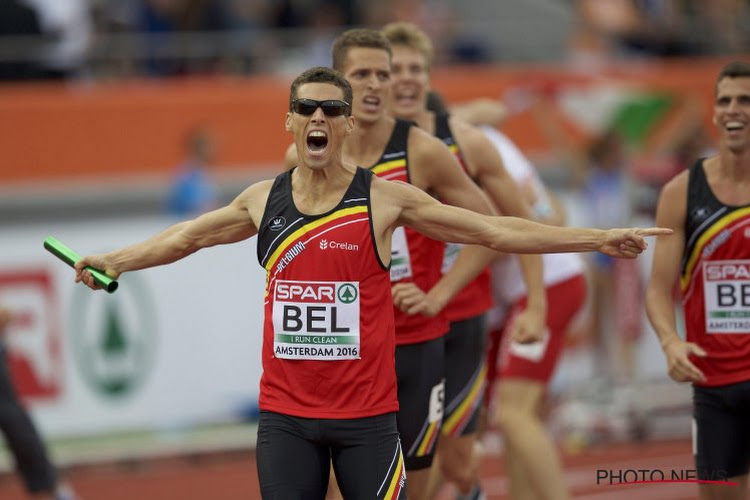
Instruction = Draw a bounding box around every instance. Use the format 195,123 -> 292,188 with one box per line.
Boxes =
331,28 -> 391,72
716,61 -> 750,94
289,67 -> 353,115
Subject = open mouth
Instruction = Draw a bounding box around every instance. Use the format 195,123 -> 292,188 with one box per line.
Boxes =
394,89 -> 418,107
726,121 -> 746,132
307,130 -> 328,153
362,96 -> 380,112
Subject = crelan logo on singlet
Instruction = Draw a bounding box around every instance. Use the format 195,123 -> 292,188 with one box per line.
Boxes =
319,239 -> 359,251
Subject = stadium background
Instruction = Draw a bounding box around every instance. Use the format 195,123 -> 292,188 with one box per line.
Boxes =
0,0 -> 747,498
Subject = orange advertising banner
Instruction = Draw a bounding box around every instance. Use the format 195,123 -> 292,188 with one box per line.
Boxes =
0,57 -> 736,186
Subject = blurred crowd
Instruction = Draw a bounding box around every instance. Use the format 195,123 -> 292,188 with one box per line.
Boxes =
1,0 -> 749,82
0,0 -> 482,80
572,0 -> 750,62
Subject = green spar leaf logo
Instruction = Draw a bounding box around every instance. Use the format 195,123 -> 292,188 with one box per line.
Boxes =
337,283 -> 358,304
70,274 -> 156,400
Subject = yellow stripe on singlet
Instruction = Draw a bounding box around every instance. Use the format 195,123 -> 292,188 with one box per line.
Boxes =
264,205 -> 368,273
681,206 -> 750,291
371,159 -> 406,176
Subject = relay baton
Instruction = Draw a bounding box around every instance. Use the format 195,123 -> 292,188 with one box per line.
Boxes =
43,236 -> 119,293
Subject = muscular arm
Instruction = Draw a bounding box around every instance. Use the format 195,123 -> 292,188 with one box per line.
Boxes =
75,181 -> 272,285
645,171 -> 706,382
372,176 -> 670,256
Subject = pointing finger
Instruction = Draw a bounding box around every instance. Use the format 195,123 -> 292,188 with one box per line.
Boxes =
637,227 -> 674,237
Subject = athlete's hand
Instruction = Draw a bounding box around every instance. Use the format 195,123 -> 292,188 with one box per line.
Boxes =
392,283 -> 445,317
507,307 -> 546,344
74,254 -> 120,291
662,337 -> 707,383
599,227 -> 673,258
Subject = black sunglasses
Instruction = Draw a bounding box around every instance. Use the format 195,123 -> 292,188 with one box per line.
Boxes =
291,98 -> 350,117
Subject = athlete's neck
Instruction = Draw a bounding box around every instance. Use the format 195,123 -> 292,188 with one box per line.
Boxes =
344,115 -> 396,165
405,109 -> 434,134
718,146 -> 750,184
292,162 -> 356,213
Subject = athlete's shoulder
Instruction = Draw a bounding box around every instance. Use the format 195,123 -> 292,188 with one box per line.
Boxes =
235,178 -> 276,207
661,167 -> 690,198
655,168 -> 689,223
448,116 -> 498,157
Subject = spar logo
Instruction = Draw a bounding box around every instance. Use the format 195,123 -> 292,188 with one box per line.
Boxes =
705,262 -> 750,281
69,273 -> 156,400
275,282 -> 336,302
337,283 -> 357,303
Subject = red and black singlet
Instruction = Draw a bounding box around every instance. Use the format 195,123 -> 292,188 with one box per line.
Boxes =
368,119 -> 450,345
681,159 -> 750,387
256,167 -> 398,417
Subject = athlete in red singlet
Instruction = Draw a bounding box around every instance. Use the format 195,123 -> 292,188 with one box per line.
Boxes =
73,65 -> 669,500
381,23 -> 545,500
284,29 -> 503,499
258,167 -> 396,419
647,61 -> 750,500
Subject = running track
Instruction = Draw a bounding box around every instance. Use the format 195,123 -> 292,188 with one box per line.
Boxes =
0,438 -> 717,499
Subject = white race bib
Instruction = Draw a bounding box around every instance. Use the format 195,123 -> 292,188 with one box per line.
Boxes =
272,280 -> 360,360
703,260 -> 750,333
390,227 -> 413,281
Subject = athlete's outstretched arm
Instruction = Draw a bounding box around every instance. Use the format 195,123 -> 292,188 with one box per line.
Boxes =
74,180 -> 273,288
376,177 -> 671,257
645,172 -> 706,383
